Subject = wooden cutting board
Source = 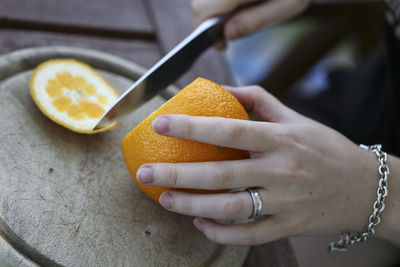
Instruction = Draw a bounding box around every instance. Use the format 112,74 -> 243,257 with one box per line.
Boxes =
0,47 -> 249,267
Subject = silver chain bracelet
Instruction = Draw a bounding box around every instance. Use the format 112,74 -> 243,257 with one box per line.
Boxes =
329,144 -> 390,253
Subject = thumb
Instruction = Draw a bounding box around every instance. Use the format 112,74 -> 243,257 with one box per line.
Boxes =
223,85 -> 299,123
224,0 -> 310,39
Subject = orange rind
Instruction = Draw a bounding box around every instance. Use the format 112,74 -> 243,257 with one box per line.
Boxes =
121,78 -> 250,203
30,59 -> 119,134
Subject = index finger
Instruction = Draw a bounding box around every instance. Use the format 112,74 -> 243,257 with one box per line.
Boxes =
152,114 -> 283,152
192,0 -> 257,28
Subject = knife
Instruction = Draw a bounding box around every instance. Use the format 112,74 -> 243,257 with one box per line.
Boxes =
93,4 -> 260,130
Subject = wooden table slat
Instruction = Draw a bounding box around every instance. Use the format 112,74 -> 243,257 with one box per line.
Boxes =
0,0 -> 153,33
0,29 -> 161,69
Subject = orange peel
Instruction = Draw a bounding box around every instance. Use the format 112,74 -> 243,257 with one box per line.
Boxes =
121,78 -> 250,203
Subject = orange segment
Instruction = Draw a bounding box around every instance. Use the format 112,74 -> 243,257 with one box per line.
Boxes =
67,104 -> 86,121
56,72 -> 75,90
79,100 -> 105,119
97,95 -> 108,105
30,59 -> 120,134
52,96 -> 72,112
121,78 -> 250,203
84,84 -> 97,96
46,85 -> 63,98
48,78 -> 64,90
73,76 -> 87,90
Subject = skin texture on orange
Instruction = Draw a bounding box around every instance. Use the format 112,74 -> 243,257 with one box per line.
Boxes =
121,78 -> 250,203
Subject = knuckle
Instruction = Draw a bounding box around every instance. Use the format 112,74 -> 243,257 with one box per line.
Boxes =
274,125 -> 295,146
213,164 -> 234,188
182,116 -> 194,138
284,142 -> 310,180
205,228 -> 218,243
180,197 -> 193,214
223,123 -> 245,145
249,85 -> 265,96
166,165 -> 178,187
223,198 -> 246,219
285,157 -> 305,180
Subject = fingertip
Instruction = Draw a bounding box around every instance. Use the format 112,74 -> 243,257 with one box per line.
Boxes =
194,217 -> 216,231
137,165 -> 154,185
222,85 -> 248,106
193,217 -> 205,231
225,19 -> 245,40
152,116 -> 170,134
159,191 -> 173,210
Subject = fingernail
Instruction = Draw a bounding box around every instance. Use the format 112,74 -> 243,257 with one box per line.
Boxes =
159,191 -> 173,209
193,217 -> 204,231
226,21 -> 244,39
137,167 -> 154,184
152,116 -> 170,134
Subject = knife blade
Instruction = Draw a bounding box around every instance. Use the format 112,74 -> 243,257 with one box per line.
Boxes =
93,16 -> 226,130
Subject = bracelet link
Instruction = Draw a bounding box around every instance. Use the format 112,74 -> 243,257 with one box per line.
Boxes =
328,144 -> 390,253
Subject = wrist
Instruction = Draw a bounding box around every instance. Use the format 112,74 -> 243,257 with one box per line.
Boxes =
330,144 -> 396,252
375,155 -> 400,246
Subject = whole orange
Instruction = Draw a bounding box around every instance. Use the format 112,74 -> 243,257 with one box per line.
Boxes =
121,78 -> 249,203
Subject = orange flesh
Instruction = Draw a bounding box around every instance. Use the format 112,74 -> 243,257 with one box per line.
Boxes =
45,71 -> 105,120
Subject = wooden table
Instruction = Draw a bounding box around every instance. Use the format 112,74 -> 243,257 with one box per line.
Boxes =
0,0 -> 298,266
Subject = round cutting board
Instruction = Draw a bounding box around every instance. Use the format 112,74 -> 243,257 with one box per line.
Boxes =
0,47 -> 249,267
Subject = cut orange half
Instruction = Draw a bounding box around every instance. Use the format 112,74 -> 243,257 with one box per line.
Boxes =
121,78 -> 250,203
30,59 -> 120,134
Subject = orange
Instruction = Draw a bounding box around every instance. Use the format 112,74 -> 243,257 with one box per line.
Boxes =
30,59 -> 120,134
121,78 -> 250,203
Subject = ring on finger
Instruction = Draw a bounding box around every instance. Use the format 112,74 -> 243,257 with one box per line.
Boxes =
246,187 -> 263,219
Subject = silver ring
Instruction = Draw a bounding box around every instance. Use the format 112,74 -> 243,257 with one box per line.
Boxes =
246,187 -> 262,219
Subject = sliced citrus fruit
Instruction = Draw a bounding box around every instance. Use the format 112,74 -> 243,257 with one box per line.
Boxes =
121,78 -> 250,203
30,59 -> 120,134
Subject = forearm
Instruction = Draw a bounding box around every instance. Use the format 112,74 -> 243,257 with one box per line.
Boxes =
376,154 -> 400,246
